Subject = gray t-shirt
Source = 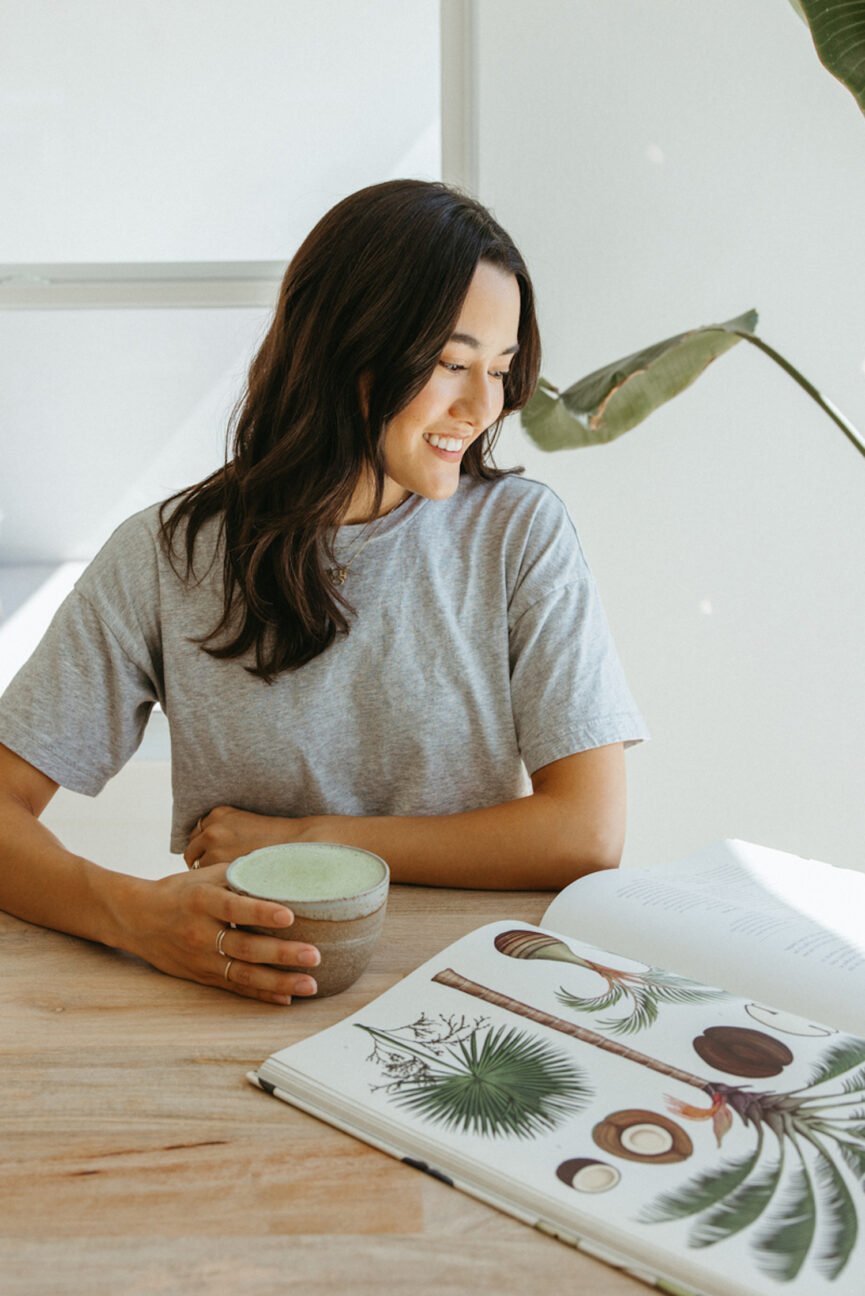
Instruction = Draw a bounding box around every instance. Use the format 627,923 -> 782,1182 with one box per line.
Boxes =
0,473 -> 649,853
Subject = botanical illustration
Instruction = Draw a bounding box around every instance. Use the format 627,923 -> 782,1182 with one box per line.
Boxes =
593,1107 -> 693,1164
356,1012 -> 592,1138
494,929 -> 728,1035
429,968 -> 865,1283
746,1002 -> 834,1038
557,1156 -> 622,1193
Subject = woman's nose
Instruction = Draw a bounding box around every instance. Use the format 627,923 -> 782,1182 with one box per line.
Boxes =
451,372 -> 503,430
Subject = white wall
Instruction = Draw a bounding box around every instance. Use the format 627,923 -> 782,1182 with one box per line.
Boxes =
0,0 -> 440,563
1,0 -> 440,262
477,1 -> 865,870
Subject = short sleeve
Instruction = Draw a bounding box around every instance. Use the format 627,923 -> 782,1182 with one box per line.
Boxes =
0,587 -> 161,796
507,494 -> 649,775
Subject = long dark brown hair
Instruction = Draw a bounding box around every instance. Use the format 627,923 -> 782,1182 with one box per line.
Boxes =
159,179 -> 541,682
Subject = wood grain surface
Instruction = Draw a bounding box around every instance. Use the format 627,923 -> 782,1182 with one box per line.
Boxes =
1,886 -> 647,1295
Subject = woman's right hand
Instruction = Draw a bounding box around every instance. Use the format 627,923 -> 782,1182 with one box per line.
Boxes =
122,862 -> 320,1004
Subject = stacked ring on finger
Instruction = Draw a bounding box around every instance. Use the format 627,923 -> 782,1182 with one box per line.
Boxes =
215,926 -> 229,957
224,959 -> 234,982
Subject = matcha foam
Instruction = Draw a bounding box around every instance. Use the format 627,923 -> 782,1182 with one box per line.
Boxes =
230,844 -> 385,901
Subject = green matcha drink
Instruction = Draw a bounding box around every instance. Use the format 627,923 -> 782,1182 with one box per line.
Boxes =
227,843 -> 386,902
226,843 -> 390,998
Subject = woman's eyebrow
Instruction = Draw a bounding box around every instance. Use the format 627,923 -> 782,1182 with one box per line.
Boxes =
449,331 -> 520,356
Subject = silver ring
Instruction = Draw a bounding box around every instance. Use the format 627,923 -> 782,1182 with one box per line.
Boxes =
191,859 -> 201,870
196,818 -> 203,832
223,959 -> 234,983
215,927 -> 229,957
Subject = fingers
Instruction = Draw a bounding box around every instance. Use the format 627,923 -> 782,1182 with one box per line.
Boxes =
198,880 -> 296,933
176,864 -> 295,932
220,953 -> 318,1004
183,806 -> 250,868
184,810 -> 228,868
210,914 -> 321,1004
218,926 -> 320,972
184,819 -> 205,869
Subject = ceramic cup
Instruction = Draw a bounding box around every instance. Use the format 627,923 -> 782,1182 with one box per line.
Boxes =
226,842 -> 390,998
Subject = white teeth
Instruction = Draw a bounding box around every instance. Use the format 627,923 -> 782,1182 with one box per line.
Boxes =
425,434 -> 464,452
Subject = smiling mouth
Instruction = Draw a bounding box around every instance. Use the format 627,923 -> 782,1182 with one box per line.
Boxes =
423,432 -> 469,458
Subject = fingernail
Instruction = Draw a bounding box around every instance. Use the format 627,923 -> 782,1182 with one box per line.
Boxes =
272,907 -> 294,925
296,948 -> 320,967
295,977 -> 317,995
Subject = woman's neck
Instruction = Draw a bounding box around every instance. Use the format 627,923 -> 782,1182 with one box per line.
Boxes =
339,480 -> 411,525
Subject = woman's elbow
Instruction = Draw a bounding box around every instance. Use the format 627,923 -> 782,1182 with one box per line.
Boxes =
551,830 -> 623,888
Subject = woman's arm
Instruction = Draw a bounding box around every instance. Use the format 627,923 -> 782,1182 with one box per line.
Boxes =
187,744 -> 627,891
0,744 -> 321,1003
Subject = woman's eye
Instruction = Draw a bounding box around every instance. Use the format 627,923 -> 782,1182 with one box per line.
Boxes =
440,361 -> 509,380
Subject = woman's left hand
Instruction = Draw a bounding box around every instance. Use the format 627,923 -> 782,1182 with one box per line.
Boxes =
184,805 -> 306,869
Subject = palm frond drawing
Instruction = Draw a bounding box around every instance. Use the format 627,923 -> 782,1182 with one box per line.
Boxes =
356,1013 -> 592,1139
432,967 -> 865,1281
495,929 -> 728,1035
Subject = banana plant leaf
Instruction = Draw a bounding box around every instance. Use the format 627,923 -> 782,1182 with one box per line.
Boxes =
520,310 -> 758,451
787,0 -> 865,116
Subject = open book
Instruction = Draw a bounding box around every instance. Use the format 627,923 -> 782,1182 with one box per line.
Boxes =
249,840 -> 865,1296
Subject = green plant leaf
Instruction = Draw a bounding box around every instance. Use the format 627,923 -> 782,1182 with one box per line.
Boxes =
640,1141 -> 764,1223
389,1024 -> 591,1139
838,1139 -> 865,1184
841,1064 -> 865,1094
788,0 -> 865,116
555,983 -> 626,1016
807,1037 -> 865,1088
520,310 -> 758,451
754,1164 -> 817,1282
690,1152 -> 784,1248
812,1145 -> 859,1279
557,969 -> 728,1036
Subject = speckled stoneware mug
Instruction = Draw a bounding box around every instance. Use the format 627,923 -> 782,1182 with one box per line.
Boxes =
226,842 -> 390,997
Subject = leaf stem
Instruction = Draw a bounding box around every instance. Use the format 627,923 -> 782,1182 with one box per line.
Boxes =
432,968 -> 712,1091
356,1024 -> 464,1076
735,331 -> 865,461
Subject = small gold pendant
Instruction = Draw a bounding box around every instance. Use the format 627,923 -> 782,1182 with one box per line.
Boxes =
328,566 -> 348,585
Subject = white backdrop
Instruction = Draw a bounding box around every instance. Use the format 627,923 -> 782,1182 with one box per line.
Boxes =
478,1 -> 865,870
0,0 -> 440,262
0,0 -> 440,562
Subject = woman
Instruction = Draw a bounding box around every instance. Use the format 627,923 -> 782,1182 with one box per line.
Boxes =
0,179 -> 648,1005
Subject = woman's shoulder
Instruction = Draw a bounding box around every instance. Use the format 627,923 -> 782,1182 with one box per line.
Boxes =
459,469 -> 565,507
92,499 -> 223,569
451,473 -> 589,595
76,502 -> 163,584
453,471 -> 572,538
75,498 -> 222,605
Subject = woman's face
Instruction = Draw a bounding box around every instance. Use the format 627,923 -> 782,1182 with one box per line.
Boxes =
345,260 -> 522,522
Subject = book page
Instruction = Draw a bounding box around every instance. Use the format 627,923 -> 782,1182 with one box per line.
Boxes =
256,918 -> 865,1296
542,839 -> 865,1034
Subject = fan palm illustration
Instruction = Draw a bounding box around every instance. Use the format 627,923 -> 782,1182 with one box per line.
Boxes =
357,1012 -> 592,1138
431,968 -> 865,1281
495,929 -> 728,1035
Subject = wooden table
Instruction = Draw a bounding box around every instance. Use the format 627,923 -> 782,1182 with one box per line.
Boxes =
1,885 -> 644,1295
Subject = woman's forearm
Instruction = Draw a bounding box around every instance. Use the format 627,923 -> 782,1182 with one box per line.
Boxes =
0,791 -> 143,948
0,785 -> 321,1006
189,747 -> 627,890
306,790 -> 619,891
304,746 -> 626,890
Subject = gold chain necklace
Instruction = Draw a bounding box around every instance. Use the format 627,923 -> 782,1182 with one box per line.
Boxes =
326,493 -> 411,585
